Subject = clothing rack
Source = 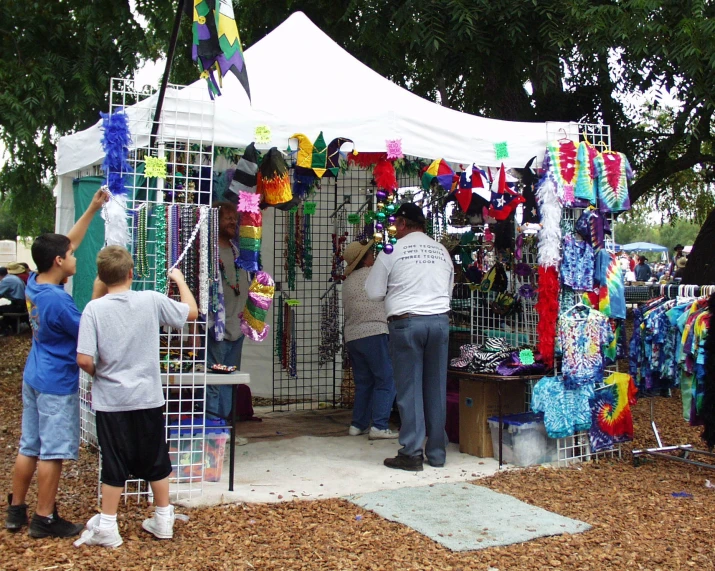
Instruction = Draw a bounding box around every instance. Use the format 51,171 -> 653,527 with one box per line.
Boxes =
632,286 -> 715,469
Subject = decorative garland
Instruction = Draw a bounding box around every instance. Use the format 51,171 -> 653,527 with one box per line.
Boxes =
99,110 -> 131,198
302,202 -> 315,280
286,209 -> 297,290
331,207 -> 348,281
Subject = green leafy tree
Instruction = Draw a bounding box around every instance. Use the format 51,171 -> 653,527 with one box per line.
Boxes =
2,0 -> 715,234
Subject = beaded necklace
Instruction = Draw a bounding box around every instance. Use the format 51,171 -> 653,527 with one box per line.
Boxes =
135,203 -> 150,278
219,241 -> 242,296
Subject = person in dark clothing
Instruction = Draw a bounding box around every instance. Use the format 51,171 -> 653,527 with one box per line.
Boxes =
634,256 -> 652,282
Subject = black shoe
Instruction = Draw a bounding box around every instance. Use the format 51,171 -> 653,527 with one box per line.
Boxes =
427,460 -> 445,468
29,507 -> 84,539
384,454 -> 424,472
5,494 -> 28,532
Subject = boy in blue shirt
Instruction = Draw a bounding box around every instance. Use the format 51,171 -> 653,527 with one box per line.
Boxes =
5,189 -> 107,538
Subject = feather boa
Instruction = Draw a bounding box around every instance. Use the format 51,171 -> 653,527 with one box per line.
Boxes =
535,265 -> 559,368
100,110 -> 132,196
101,189 -> 130,247
348,152 -> 387,169
373,158 -> 398,191
536,175 -> 562,267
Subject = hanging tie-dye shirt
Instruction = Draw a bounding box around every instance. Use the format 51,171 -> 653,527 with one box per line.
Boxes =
557,307 -> 614,389
531,375 -> 593,438
589,372 -> 637,452
560,234 -> 594,290
594,151 -> 633,213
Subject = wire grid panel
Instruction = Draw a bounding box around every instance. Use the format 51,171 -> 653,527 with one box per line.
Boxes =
272,166 -> 420,411
83,78 -> 215,503
556,432 -> 621,465
79,371 -> 97,447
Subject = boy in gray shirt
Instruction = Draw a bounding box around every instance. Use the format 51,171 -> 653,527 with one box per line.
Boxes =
74,246 -> 198,548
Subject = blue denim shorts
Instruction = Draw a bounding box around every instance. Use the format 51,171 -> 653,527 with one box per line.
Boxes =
19,382 -> 80,461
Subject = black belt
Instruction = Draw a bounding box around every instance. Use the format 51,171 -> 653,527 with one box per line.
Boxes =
387,311 -> 448,323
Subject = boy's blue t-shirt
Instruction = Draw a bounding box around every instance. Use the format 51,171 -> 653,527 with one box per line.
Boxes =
24,274 -> 82,395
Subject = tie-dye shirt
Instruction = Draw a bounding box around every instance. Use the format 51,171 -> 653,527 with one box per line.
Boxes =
557,307 -> 614,389
531,375 -> 593,438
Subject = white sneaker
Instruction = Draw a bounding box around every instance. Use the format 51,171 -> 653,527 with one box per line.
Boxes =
142,506 -> 189,540
369,427 -> 399,440
348,425 -> 369,436
73,515 -> 123,548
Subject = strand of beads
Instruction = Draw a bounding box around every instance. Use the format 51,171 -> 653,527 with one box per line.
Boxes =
373,188 -> 398,254
135,203 -> 150,278
198,205 -> 209,316
154,204 -> 167,294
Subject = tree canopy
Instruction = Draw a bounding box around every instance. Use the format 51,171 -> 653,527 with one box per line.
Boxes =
1,0 -> 713,234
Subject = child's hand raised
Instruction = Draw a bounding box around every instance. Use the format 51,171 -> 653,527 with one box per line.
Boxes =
168,268 -> 186,283
89,188 -> 110,212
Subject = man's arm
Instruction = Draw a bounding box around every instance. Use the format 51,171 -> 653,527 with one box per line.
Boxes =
77,353 -> 96,377
364,258 -> 389,301
67,189 -> 108,251
168,268 -> 199,320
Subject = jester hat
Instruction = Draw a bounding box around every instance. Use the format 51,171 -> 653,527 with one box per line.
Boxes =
421,159 -> 454,190
257,147 -> 293,208
228,143 -> 259,196
291,132 -> 354,179
488,164 -> 525,221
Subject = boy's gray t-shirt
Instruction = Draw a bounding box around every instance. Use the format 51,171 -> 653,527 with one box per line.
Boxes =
77,290 -> 189,412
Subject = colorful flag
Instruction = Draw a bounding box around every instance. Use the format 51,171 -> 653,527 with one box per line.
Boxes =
192,0 -> 250,100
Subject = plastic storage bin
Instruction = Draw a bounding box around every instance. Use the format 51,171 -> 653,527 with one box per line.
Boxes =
487,412 -> 557,467
203,431 -> 229,482
167,417 -> 230,483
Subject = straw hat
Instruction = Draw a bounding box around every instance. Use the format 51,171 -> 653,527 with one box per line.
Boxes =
676,256 -> 688,269
344,240 -> 374,277
6,262 -> 25,275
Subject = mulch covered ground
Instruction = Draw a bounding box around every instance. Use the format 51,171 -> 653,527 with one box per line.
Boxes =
1,332 -> 714,570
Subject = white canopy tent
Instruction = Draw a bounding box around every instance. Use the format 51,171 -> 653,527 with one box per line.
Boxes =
57,11 -> 574,176
54,11 -> 579,398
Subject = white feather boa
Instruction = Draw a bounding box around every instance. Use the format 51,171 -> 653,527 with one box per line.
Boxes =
536,176 -> 562,268
101,191 -> 130,247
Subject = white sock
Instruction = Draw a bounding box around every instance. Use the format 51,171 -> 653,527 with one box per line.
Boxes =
98,513 -> 117,530
155,505 -> 172,517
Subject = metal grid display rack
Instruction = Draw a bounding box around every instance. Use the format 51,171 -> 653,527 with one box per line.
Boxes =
79,77 -> 216,502
271,166 -> 421,411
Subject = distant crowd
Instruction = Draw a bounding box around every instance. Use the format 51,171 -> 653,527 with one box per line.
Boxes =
619,244 -> 688,285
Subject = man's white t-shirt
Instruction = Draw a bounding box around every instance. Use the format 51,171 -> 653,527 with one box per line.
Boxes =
364,231 -> 454,318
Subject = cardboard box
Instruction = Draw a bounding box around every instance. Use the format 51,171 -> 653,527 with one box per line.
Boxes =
458,378 -> 526,458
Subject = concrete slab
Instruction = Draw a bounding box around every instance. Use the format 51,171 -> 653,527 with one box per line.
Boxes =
347,482 -> 591,551
176,435 -> 500,507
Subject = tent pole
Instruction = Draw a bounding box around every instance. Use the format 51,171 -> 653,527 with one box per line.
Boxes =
150,0 -> 186,150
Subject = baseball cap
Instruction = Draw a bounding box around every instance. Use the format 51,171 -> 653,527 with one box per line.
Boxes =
394,203 -> 426,226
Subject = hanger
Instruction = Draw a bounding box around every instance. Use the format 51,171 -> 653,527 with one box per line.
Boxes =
562,301 -> 590,317
557,128 -> 571,144
596,140 -> 611,152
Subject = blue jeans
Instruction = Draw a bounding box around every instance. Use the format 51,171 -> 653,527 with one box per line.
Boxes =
388,314 -> 449,465
19,382 -> 80,461
347,334 -> 396,431
206,335 -> 244,420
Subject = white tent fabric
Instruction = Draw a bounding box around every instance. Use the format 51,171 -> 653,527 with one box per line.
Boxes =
57,11 -> 574,175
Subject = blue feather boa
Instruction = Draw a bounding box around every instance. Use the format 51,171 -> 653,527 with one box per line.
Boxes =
100,110 -> 132,196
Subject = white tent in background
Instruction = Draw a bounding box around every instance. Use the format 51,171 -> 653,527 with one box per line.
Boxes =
54,11 -> 577,397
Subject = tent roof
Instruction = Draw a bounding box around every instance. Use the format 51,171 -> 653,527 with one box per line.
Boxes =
57,11 -> 573,176
621,242 -> 669,252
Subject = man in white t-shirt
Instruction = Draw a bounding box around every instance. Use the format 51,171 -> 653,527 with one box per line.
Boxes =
365,203 -> 454,471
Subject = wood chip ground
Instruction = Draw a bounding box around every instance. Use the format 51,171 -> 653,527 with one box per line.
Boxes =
1,334 -> 713,570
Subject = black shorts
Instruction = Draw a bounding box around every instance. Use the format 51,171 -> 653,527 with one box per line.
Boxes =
96,406 -> 172,487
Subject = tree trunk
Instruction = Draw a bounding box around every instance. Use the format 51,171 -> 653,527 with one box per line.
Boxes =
681,208 -> 715,285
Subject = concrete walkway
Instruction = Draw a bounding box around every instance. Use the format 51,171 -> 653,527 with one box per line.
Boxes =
177,407 -> 501,507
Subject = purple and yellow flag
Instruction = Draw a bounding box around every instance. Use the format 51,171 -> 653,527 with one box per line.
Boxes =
192,0 -> 250,100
